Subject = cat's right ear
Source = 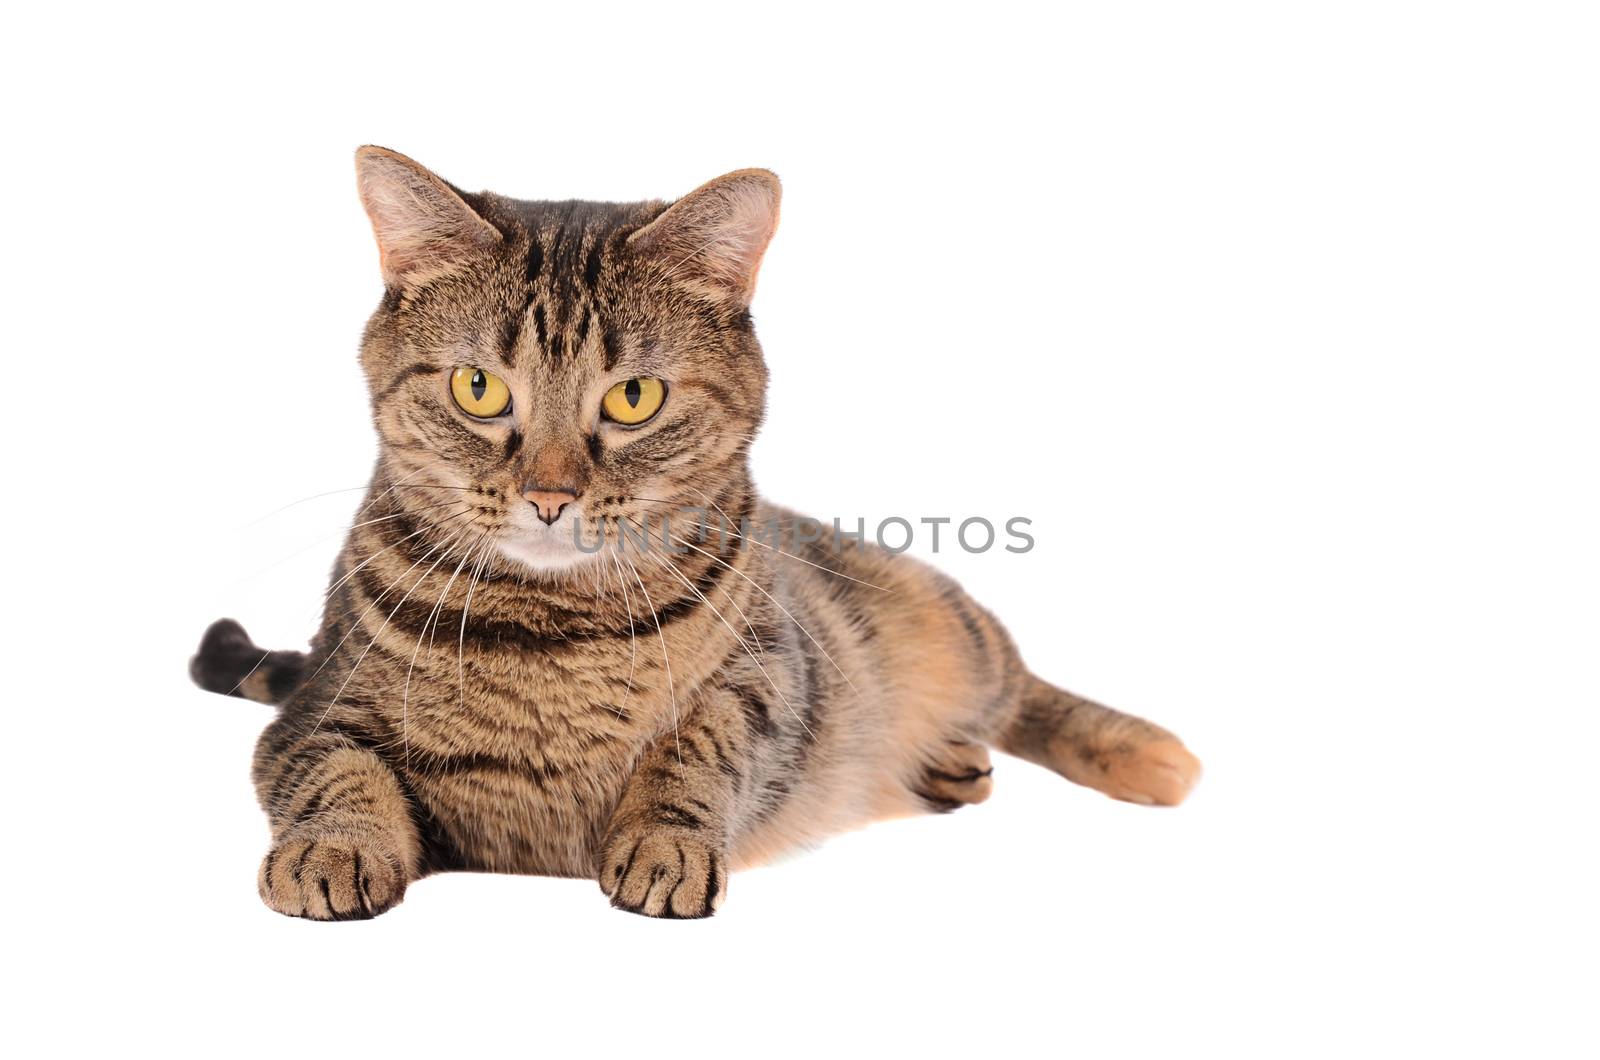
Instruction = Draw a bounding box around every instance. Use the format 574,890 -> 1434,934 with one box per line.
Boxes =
354,146 -> 502,288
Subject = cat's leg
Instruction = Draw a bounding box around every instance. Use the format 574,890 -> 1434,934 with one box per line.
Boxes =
253,724 -> 421,920
596,687 -> 748,919
887,566 -> 1200,808
995,674 -> 1201,806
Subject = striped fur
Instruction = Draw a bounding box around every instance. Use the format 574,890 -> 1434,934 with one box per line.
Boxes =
193,148 -> 1200,920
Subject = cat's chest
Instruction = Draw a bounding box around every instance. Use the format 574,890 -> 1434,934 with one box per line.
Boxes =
390,653 -> 665,876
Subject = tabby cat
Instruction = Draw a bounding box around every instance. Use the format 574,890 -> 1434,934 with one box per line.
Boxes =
191,147 -> 1201,920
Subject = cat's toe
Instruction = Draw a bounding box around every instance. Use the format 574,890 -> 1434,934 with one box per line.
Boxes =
912,740 -> 995,811
258,832 -> 406,921
599,829 -> 726,919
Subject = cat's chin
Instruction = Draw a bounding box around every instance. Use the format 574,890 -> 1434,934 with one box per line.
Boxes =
494,531 -> 599,578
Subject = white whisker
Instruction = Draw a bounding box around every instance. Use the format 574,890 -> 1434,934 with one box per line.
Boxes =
403,529 -> 488,768
640,548 -> 812,740
293,508 -> 478,692
321,506 -> 475,604
622,552 -> 680,765
310,520 -> 476,736
605,546 -> 639,717
673,533 -> 861,696
458,537 -> 495,709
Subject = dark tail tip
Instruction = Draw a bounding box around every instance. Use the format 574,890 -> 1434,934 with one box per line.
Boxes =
190,618 -> 306,705
199,618 -> 254,657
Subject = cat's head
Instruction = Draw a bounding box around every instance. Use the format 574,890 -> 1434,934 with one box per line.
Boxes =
352,147 -> 779,577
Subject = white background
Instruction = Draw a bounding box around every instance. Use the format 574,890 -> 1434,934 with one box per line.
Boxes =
4,2 -> 1596,1056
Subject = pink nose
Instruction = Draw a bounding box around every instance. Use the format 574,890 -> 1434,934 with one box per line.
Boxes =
522,487 -> 578,526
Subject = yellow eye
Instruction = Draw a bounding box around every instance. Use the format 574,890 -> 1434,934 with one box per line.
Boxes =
602,377 -> 666,425
450,367 -> 512,418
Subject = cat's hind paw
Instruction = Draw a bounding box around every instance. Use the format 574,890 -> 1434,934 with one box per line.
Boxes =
913,740 -> 995,812
1083,739 -> 1202,807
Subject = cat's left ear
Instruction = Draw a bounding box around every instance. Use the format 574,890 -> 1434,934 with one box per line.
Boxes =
354,145 -> 502,288
627,169 -> 781,305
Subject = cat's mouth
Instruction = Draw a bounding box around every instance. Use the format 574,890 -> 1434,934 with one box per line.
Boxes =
494,502 -> 595,575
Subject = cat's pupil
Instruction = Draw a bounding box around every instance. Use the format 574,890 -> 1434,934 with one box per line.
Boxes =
625,379 -> 642,408
471,371 -> 487,401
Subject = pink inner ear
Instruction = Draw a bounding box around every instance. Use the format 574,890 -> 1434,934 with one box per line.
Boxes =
356,151 -> 500,286
702,181 -> 782,299
631,170 -> 781,303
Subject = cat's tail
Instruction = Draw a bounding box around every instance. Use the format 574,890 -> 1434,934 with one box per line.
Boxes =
189,618 -> 307,707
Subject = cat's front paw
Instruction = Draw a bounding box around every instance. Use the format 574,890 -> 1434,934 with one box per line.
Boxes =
258,830 -> 407,921
598,826 -> 727,919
